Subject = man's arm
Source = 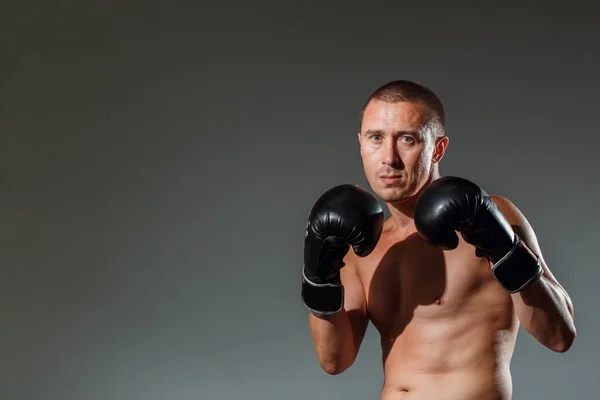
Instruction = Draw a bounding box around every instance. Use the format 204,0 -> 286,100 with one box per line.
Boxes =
308,259 -> 369,375
301,184 -> 382,374
491,195 -> 577,352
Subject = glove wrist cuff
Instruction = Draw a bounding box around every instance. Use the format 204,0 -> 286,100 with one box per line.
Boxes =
490,236 -> 543,293
301,267 -> 344,316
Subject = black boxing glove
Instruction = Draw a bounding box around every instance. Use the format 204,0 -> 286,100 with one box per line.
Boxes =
302,184 -> 384,316
414,176 -> 543,293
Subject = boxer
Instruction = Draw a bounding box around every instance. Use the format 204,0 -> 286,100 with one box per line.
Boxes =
301,80 -> 576,399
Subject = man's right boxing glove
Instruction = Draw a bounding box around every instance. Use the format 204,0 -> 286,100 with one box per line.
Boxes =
302,184 -> 384,316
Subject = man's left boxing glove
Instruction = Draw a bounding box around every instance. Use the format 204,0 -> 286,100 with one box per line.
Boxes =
302,184 -> 384,316
414,176 -> 543,293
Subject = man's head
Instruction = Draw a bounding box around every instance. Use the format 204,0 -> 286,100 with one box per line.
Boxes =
358,80 -> 449,204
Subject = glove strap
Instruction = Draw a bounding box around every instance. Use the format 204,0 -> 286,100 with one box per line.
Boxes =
490,236 -> 543,293
301,267 -> 344,316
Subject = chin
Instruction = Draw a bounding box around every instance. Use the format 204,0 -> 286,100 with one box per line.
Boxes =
375,185 -> 414,203
378,174 -> 429,201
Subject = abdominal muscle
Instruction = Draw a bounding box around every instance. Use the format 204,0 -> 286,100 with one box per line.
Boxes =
356,227 -> 520,399
378,304 -> 517,400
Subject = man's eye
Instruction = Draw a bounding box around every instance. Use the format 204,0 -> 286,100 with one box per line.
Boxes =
370,135 -> 382,141
401,136 -> 414,143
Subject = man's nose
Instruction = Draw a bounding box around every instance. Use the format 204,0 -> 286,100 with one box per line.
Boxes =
382,140 -> 401,166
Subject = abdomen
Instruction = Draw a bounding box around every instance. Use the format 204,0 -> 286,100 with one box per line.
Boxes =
380,365 -> 513,400
379,287 -> 517,399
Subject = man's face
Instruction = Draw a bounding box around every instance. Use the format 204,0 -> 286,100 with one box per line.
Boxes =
358,100 -> 446,204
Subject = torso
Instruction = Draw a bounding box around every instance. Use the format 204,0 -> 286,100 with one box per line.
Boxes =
351,219 -> 520,400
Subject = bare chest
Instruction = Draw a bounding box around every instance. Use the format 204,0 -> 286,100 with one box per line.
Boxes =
356,233 -> 507,331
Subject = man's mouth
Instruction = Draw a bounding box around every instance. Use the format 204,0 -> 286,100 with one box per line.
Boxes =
379,175 -> 403,184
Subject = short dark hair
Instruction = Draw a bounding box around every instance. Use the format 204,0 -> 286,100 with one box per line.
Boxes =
360,80 -> 446,135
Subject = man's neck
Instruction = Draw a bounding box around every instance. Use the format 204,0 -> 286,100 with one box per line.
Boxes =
386,198 -> 418,232
386,170 -> 441,233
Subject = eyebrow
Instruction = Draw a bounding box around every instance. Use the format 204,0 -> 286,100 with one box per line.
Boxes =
364,129 -> 384,136
364,129 -> 424,139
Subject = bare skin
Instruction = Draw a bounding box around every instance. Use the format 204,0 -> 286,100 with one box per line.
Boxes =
343,214 -> 517,399
307,99 -> 576,399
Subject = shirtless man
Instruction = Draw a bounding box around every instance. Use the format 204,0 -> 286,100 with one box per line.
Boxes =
300,80 -> 577,399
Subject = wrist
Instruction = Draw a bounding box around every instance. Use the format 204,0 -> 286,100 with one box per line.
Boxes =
302,260 -> 342,285
301,267 -> 344,316
490,236 -> 543,293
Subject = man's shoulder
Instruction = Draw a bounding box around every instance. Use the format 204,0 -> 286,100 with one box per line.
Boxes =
488,193 -> 510,203
488,194 -> 524,225
489,194 -> 512,212
487,194 -> 538,243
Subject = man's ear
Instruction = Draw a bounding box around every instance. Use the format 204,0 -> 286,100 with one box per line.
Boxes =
432,136 -> 449,163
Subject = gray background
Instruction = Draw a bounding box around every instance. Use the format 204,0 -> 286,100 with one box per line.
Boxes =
1,1 -> 598,399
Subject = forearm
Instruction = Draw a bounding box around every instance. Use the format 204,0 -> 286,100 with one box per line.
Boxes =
512,276 -> 576,352
308,310 -> 358,374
